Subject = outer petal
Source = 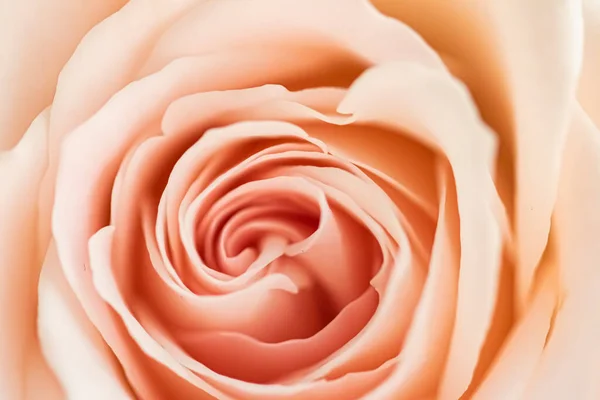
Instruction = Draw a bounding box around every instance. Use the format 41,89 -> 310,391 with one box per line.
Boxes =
0,110 -> 62,399
38,242 -> 135,400
471,255 -> 558,400
370,0 -> 584,309
579,0 -> 600,126
0,0 -> 127,149
523,107 -> 600,399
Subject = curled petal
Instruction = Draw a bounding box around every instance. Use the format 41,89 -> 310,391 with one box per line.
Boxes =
338,62 -> 503,399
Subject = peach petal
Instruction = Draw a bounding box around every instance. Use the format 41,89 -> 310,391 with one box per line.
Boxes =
48,0 -> 201,141
483,0 -> 584,311
90,227 -> 386,399
273,164 -> 403,250
166,343 -> 396,400
206,93 -> 439,222
0,109 -> 61,400
141,228 -> 324,342
523,106 -> 600,399
38,242 -> 134,400
304,124 -> 438,220
176,123 -> 325,292
112,134 -> 197,291
210,206 -> 315,277
171,88 -> 438,259
0,0 -> 126,149
300,239 -> 424,381
53,53 -> 310,323
142,0 -> 443,75
217,108 -> 438,259
268,167 -> 398,293
579,0 -> 600,126
363,164 -> 460,400
471,263 -> 557,400
161,84 -> 291,136
372,0 -> 584,311
50,49 -> 355,292
88,226 -> 230,399
171,289 -> 378,383
338,62 -> 503,400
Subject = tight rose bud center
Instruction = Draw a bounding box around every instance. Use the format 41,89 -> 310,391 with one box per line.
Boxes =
142,127 -> 395,382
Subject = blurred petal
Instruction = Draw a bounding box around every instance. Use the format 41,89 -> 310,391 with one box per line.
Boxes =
0,0 -> 127,149
38,242 -> 134,399
0,109 -> 61,400
370,0 -> 584,310
471,255 -> 558,400
523,106 -> 600,399
579,0 -> 600,126
48,0 -> 202,142
486,0 -> 583,310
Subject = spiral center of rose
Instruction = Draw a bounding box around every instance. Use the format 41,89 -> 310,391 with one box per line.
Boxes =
124,118 -> 404,383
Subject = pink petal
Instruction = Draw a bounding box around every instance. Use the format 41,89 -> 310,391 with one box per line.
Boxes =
363,164 -> 460,400
338,62 -> 503,400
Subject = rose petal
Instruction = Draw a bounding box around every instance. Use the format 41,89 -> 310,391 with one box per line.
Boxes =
338,62 -> 503,400
0,0 -> 126,149
579,0 -> 600,126
372,0 -> 584,313
470,253 -> 557,400
362,164 -> 460,400
169,289 -> 378,383
523,106 -> 600,399
485,0 -> 583,311
37,242 -> 134,400
48,0 -> 201,141
142,0 -> 443,75
0,109 -> 61,399
89,226 -> 388,399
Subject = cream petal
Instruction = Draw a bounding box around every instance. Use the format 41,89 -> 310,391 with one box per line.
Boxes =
523,106 -> 600,399
338,62 -> 503,400
485,0 -> 584,311
142,0 -> 443,75
362,164 -> 460,400
371,0 -> 585,312
0,110 -> 61,399
470,255 -> 557,400
48,0 -> 201,142
0,0 -> 126,149
579,0 -> 600,126
38,242 -> 133,400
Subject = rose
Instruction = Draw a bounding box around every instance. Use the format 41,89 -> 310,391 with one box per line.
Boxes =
1,1 -> 599,399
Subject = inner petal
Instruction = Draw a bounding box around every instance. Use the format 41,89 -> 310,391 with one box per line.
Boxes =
199,193 -> 319,277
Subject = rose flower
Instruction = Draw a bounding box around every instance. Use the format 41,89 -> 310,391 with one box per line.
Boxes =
1,0 -> 599,399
